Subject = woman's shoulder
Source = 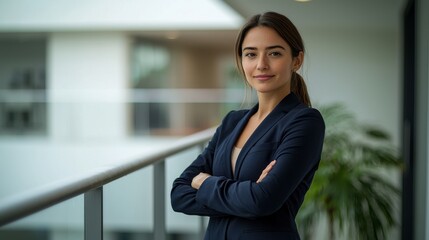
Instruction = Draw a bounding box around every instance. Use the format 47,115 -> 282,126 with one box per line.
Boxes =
298,104 -> 323,116
289,104 -> 325,126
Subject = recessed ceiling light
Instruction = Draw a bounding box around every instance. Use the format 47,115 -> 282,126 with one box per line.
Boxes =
295,0 -> 312,2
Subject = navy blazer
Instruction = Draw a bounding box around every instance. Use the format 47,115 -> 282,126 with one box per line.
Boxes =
171,93 -> 325,240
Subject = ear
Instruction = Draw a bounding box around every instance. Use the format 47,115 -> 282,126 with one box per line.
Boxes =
293,51 -> 304,71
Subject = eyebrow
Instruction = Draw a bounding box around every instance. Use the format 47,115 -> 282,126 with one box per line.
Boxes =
242,45 -> 286,51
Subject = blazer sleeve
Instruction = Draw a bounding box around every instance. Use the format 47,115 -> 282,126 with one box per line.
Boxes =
170,112 -> 235,217
195,108 -> 325,218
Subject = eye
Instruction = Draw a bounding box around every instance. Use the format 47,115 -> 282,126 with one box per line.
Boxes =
243,52 -> 256,58
269,51 -> 282,57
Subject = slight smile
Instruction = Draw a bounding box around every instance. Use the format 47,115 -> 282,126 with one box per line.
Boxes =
254,74 -> 275,81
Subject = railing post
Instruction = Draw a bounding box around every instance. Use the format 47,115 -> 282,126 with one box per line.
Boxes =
198,143 -> 207,240
154,161 -> 166,240
199,216 -> 206,240
85,187 -> 103,240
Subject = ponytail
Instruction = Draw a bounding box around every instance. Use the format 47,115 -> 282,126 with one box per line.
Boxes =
291,72 -> 311,107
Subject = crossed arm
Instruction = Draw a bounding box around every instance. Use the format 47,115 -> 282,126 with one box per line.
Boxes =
191,160 -> 276,189
171,158 -> 278,218
171,109 -> 325,219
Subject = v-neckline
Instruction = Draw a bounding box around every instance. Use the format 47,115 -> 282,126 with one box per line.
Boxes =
228,93 -> 301,178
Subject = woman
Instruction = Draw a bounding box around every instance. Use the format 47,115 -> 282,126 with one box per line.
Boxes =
171,11 -> 325,240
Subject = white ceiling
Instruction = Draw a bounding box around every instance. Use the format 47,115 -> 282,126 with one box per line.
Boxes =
0,0 -> 242,31
223,0 -> 407,31
0,0 -> 408,49
136,0 -> 408,49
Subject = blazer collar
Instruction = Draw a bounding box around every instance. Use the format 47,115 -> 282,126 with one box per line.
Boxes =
231,93 -> 301,178
250,92 -> 301,116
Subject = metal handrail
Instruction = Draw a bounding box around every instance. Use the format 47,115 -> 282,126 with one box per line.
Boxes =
0,88 -> 247,103
0,127 -> 216,228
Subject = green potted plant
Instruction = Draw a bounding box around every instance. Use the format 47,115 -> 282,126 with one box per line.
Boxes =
297,103 -> 402,240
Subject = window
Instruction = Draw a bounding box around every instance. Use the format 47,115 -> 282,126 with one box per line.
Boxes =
130,40 -> 248,136
0,37 -> 47,135
131,42 -> 171,135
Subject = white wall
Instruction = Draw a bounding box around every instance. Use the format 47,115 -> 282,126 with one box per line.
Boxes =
48,32 -> 130,142
303,28 -> 401,146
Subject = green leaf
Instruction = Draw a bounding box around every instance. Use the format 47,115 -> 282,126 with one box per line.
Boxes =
297,103 -> 402,240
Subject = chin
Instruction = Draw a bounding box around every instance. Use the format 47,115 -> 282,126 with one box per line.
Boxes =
255,89 -> 275,94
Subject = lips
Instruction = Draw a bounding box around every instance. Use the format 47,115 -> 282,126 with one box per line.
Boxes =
254,74 -> 275,81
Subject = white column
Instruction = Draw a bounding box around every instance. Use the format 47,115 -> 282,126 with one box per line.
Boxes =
47,32 -> 130,142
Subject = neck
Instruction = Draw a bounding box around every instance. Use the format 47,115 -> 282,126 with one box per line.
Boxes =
254,90 -> 290,120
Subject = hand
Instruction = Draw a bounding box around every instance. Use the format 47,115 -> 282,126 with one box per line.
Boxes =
257,160 -> 276,183
191,172 -> 211,190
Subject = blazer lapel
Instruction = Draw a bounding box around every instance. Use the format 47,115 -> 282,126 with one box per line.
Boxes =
234,93 -> 301,177
224,106 -> 258,178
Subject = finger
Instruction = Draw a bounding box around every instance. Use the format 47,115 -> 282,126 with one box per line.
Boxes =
257,160 -> 276,183
257,171 -> 268,183
263,160 -> 276,172
262,167 -> 270,174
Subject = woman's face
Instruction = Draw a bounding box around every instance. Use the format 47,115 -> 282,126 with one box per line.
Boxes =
241,26 -> 302,96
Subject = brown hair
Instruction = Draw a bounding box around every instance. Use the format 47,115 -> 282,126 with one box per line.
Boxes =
235,11 -> 311,107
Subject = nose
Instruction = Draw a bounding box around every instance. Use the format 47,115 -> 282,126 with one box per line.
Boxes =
256,55 -> 268,70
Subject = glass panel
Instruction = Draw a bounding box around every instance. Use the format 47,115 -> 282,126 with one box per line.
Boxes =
0,196 -> 84,240
103,166 -> 154,240
129,40 -> 252,137
166,147 -> 202,240
133,102 -> 170,135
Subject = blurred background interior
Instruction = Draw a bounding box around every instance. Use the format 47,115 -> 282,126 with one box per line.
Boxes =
0,0 -> 428,239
